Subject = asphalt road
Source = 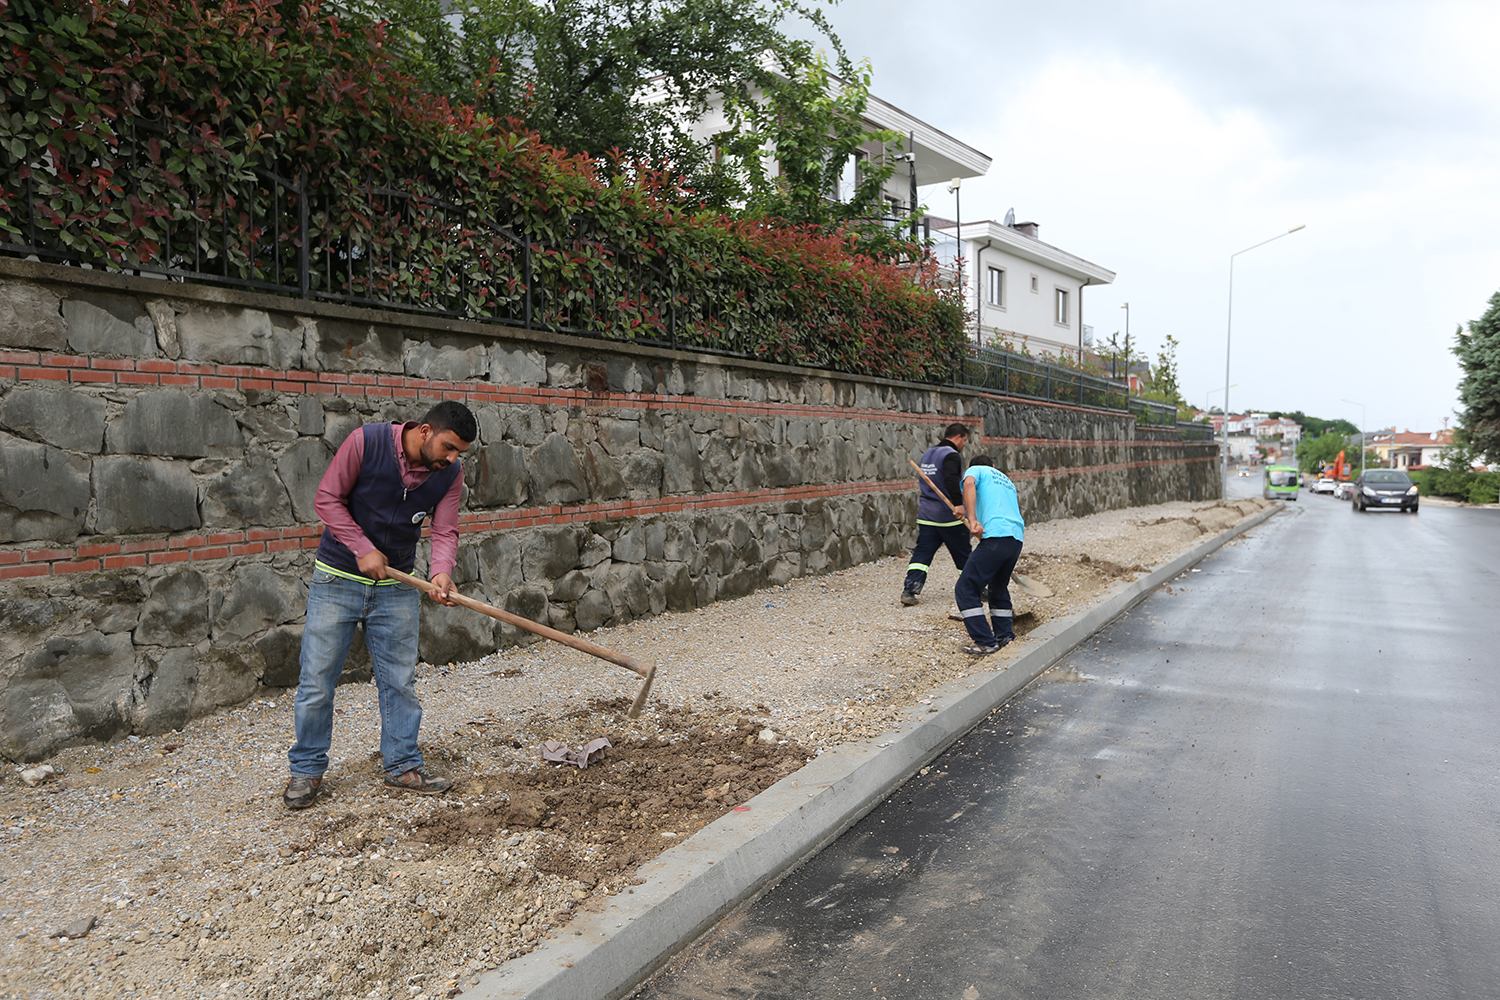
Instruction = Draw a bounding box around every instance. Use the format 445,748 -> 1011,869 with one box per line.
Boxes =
635,483 -> 1500,1000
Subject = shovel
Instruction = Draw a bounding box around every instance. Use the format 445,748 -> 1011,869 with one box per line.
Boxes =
384,567 -> 658,718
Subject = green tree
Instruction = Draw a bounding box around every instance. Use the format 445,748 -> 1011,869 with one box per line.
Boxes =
348,0 -> 891,218
1454,290 -> 1500,463
717,52 -> 903,231
1297,431 -> 1354,474
1142,334 -> 1188,414
1098,331 -> 1145,386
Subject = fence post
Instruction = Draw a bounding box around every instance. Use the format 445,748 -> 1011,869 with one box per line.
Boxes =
297,171 -> 309,298
523,240 -> 533,329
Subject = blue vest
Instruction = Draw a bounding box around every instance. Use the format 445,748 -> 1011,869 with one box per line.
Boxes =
917,442 -> 963,524
314,423 -> 461,578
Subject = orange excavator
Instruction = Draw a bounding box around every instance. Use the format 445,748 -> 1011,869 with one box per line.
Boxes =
1330,451 -> 1346,481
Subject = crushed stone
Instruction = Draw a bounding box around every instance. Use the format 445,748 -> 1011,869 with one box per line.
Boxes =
0,497 -> 1271,1000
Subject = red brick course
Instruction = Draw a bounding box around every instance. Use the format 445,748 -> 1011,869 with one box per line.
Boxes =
1,347 -> 1203,442
0,453 -> 1218,579
2,346 -> 1217,579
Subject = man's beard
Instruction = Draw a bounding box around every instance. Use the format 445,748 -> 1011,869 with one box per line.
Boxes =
418,438 -> 450,470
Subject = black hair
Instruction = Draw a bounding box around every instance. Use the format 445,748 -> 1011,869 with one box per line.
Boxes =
943,422 -> 970,441
420,400 -> 478,443
969,455 -> 994,467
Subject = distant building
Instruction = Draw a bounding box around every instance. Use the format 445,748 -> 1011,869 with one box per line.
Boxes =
1202,412 -> 1265,435
682,74 -> 992,226
1254,417 -> 1303,446
683,73 -> 1113,362
930,216 -> 1116,360
1371,429 -> 1456,469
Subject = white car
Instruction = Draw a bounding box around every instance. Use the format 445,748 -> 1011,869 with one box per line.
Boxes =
1313,478 -> 1337,494
1333,481 -> 1354,500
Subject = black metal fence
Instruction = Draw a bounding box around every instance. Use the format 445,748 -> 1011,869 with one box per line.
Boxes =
2,118 -> 1202,438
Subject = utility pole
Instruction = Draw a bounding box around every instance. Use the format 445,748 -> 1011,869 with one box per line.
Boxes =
908,131 -> 917,240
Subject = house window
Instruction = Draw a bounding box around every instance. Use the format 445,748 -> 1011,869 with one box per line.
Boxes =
1030,274 -> 1039,293
1055,288 -> 1070,325
837,150 -> 867,203
986,267 -> 1005,307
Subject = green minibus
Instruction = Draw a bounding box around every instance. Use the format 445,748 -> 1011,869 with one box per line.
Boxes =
1263,464 -> 1299,500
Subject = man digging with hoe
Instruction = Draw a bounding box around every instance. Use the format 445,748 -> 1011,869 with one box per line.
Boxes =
283,402 -> 476,810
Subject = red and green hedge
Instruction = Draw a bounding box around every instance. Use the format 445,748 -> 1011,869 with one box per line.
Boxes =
0,0 -> 966,382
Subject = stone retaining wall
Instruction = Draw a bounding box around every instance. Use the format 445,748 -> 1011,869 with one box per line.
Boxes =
0,258 -> 1217,759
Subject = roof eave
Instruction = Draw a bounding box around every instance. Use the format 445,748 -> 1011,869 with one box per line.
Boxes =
936,220 -> 1116,284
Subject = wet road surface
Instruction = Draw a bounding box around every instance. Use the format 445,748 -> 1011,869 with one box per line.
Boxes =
635,485 -> 1500,999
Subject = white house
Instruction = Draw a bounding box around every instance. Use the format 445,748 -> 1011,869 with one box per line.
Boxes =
1255,417 -> 1302,446
932,217 -> 1116,359
862,94 -> 993,218
677,73 -> 993,221
680,73 -> 1114,358
1372,429 -> 1456,469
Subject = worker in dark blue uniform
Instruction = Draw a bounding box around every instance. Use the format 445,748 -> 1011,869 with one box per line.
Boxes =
900,422 -> 972,606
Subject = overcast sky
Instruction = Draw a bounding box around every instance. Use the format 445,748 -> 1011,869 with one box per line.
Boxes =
797,0 -> 1500,433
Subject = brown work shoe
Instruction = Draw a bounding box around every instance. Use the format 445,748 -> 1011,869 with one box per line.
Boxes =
383,766 -> 452,795
283,775 -> 322,809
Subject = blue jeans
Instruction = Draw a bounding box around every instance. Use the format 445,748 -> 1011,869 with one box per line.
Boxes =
904,522 -> 972,593
954,535 -> 1022,646
288,569 -> 425,778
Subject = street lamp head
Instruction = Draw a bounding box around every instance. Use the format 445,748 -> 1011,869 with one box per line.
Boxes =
946,178 -> 962,193
1289,224 -> 1306,233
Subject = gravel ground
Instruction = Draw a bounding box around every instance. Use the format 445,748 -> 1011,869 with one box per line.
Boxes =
0,495 -> 1271,1000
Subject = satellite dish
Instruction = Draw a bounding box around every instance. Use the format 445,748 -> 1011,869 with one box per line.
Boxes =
1003,208 -> 1016,227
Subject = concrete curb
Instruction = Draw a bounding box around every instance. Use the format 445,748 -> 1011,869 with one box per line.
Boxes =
475,503 -> 1284,1000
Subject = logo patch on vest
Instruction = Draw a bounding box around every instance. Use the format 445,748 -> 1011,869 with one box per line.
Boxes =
410,511 -> 428,525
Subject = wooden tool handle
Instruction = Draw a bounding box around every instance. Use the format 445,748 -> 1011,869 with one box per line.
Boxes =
908,458 -> 966,519
384,567 -> 652,679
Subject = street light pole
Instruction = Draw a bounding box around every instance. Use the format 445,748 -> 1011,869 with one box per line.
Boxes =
1223,224 -> 1306,488
1120,302 -> 1130,390
1341,397 -> 1366,475
948,178 -> 967,346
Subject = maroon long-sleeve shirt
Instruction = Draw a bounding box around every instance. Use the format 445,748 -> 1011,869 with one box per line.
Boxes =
312,422 -> 463,578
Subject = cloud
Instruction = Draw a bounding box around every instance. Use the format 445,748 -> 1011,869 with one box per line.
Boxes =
798,0 -> 1500,430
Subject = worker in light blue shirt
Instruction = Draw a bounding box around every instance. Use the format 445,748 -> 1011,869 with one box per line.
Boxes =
955,456 -> 1025,655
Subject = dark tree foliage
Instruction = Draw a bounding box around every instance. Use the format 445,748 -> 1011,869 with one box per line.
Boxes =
350,0 -> 902,228
1454,290 -> 1500,463
0,0 -> 967,380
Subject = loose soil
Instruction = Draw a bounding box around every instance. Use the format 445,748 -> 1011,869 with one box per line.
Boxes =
0,497 -> 1271,1000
